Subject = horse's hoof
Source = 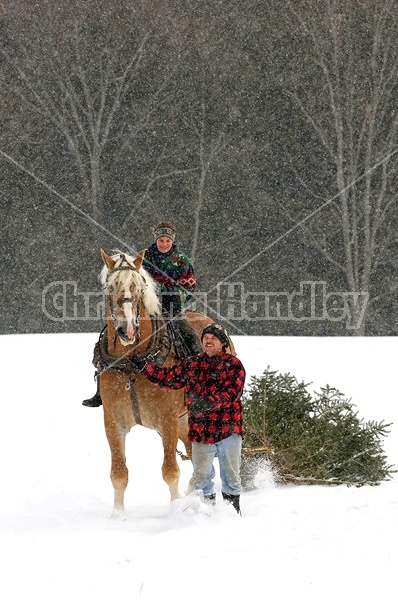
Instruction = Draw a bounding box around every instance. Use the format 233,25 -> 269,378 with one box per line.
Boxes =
111,508 -> 126,521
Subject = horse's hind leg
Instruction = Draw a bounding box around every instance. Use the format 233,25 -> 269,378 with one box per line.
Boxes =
179,439 -> 194,494
178,419 -> 194,494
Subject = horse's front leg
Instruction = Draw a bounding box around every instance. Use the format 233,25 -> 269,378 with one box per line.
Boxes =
111,434 -> 128,517
101,372 -> 132,517
160,425 -> 182,501
103,412 -> 129,518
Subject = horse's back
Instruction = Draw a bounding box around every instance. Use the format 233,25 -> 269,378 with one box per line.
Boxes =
185,311 -> 236,355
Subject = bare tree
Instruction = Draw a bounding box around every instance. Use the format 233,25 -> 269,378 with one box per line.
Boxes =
280,0 -> 398,334
186,100 -> 229,262
5,25 -> 156,221
119,144 -> 197,241
2,0 -> 188,230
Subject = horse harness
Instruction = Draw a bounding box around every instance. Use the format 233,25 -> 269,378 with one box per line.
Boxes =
93,316 -> 171,426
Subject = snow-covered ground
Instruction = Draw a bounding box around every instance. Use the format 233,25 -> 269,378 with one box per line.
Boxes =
0,333 -> 397,600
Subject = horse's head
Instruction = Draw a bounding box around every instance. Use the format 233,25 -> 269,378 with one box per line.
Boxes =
100,248 -> 160,347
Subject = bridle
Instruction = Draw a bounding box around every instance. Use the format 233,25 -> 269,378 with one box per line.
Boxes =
105,254 -> 147,346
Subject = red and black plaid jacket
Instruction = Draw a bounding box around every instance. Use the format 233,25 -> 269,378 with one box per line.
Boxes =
143,350 -> 245,444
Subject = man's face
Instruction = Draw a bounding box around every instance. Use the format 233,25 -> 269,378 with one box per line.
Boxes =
156,236 -> 173,253
201,333 -> 223,356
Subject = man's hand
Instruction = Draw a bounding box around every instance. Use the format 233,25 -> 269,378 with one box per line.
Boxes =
129,355 -> 148,372
189,393 -> 213,413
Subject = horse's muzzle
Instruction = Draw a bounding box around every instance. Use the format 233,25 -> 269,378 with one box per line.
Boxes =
116,327 -> 134,344
116,325 -> 140,347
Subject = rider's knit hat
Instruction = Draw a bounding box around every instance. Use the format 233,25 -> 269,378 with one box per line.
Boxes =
153,221 -> 176,242
201,323 -> 229,349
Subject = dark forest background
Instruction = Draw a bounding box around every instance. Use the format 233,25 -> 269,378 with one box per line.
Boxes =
1,0 -> 397,337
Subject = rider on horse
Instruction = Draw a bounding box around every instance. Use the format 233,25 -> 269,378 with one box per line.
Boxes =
142,221 -> 201,359
82,221 -> 201,407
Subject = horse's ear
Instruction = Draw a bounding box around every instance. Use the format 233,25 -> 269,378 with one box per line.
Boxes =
101,248 -> 116,271
134,250 -> 146,270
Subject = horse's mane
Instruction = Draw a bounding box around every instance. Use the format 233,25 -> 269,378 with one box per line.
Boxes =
100,252 -> 161,316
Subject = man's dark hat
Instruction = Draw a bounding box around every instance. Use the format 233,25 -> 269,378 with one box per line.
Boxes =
201,323 -> 229,348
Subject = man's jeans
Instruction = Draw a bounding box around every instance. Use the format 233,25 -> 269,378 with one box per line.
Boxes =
192,434 -> 242,496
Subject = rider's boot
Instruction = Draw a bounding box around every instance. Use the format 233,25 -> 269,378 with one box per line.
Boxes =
82,372 -> 102,407
169,317 -> 202,359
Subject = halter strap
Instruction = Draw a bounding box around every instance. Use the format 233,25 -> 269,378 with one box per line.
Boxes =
108,253 -> 138,276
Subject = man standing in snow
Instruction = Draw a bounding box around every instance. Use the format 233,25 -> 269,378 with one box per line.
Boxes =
130,323 -> 245,515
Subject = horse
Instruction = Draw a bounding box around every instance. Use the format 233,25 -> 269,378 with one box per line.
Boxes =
96,248 -> 235,517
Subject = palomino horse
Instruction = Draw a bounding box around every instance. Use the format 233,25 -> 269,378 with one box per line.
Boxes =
96,249 -> 234,516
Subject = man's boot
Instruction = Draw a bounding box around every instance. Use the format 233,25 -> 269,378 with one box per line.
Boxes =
222,492 -> 241,516
82,372 -> 102,407
203,493 -> 216,506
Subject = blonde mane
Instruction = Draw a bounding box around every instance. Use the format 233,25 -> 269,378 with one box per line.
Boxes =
100,252 -> 161,316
